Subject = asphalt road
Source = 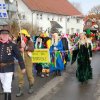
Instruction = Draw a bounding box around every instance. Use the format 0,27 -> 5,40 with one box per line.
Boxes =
41,51 -> 100,100
0,51 -> 100,100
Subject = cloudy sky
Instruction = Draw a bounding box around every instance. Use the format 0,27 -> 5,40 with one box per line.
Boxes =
68,0 -> 100,15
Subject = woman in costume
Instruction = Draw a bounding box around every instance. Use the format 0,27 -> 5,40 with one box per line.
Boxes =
50,33 -> 64,76
72,33 -> 93,83
61,34 -> 70,70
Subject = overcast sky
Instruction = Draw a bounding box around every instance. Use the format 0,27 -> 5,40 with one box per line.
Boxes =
68,0 -> 100,15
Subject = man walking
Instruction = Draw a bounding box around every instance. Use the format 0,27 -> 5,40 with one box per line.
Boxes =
16,29 -> 34,97
0,29 -> 26,100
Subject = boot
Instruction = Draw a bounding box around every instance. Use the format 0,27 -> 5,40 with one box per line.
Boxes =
4,93 -> 11,100
28,84 -> 34,94
57,70 -> 61,76
53,70 -> 57,76
36,72 -> 41,76
16,87 -> 23,97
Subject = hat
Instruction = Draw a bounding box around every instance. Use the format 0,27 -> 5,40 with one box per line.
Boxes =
0,29 -> 9,34
19,29 -> 30,37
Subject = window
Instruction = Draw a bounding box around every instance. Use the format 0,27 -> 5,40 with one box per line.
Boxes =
67,18 -> 70,22
37,13 -> 43,20
37,13 -> 39,19
40,14 -> 42,19
48,17 -> 50,20
48,27 -> 50,33
76,19 -> 80,23
39,27 -> 43,32
52,18 -> 54,21
76,29 -> 80,33
66,29 -> 70,33
22,15 -> 25,20
58,17 -> 59,21
18,13 -> 21,19
71,28 -> 74,34
60,17 -> 62,22
58,17 -> 62,22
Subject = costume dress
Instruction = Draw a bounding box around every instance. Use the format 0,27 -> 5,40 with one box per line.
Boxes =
76,42 -> 92,82
50,40 -> 64,73
61,37 -> 69,68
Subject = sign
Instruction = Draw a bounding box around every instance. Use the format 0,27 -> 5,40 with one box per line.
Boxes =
0,0 -> 8,18
32,49 -> 50,63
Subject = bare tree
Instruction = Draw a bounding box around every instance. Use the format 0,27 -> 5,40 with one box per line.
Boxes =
21,22 -> 39,35
87,5 -> 100,20
89,5 -> 100,15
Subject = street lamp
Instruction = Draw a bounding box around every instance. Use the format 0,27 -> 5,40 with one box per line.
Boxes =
8,0 -> 14,19
9,0 -> 14,3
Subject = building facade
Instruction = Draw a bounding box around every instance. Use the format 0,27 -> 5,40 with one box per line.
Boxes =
13,0 -> 84,34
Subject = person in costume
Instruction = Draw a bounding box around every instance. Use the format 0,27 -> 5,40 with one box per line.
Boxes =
50,33 -> 64,76
71,33 -> 93,83
16,29 -> 34,97
40,33 -> 51,49
39,33 -> 51,77
61,34 -> 70,70
0,29 -> 25,100
34,36 -> 44,77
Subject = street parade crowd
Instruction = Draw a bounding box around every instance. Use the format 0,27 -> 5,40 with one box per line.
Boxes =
0,28 -> 100,100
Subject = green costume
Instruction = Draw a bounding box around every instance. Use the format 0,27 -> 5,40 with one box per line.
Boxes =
73,43 -> 92,83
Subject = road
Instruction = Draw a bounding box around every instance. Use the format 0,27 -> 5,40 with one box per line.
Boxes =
41,51 -> 100,100
0,51 -> 100,100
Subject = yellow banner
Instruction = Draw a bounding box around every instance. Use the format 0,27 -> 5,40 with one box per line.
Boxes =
32,49 -> 50,63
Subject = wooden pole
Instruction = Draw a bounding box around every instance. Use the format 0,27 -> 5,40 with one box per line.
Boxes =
16,0 -> 24,59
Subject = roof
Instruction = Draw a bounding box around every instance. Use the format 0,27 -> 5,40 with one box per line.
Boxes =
22,0 -> 82,16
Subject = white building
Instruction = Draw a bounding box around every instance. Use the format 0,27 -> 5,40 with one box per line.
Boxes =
16,0 -> 84,34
